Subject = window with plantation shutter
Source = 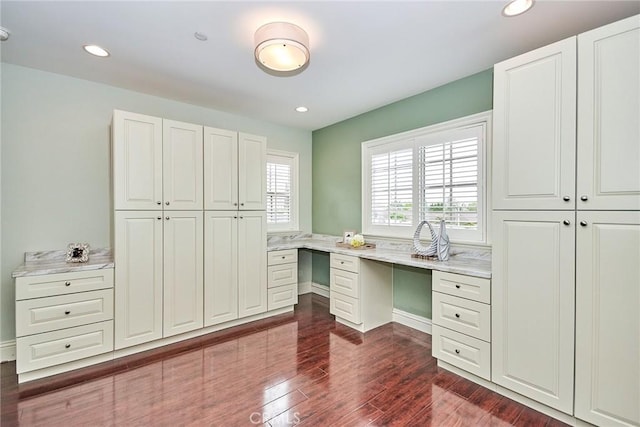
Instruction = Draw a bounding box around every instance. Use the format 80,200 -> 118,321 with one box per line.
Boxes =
362,112 -> 490,243
266,150 -> 299,231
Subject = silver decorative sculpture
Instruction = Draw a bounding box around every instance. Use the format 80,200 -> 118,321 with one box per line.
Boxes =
436,220 -> 450,261
412,220 -> 438,256
413,219 -> 450,261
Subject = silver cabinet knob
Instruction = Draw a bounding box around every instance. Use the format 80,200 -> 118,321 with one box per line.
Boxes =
65,344 -> 71,349
455,284 -> 461,289
239,216 -> 244,219
233,216 -> 238,219
64,310 -> 71,315
455,313 -> 460,318
563,220 -> 571,226
165,216 -> 170,220
157,217 -> 162,220
580,195 -> 588,201
563,196 -> 570,202
240,203 -> 245,206
157,201 -> 161,205
233,202 -> 238,206
455,349 -> 460,354
580,221 -> 588,227
165,201 -> 170,205
65,281 -> 71,286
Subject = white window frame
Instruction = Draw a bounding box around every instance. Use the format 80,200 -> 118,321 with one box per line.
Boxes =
266,149 -> 299,232
362,111 -> 492,244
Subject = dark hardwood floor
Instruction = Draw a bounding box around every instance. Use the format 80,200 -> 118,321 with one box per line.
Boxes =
1,294 -> 567,426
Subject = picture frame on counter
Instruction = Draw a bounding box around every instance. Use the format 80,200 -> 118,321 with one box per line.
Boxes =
342,230 -> 356,244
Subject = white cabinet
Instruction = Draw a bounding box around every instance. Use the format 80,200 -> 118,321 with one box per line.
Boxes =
267,249 -> 298,311
491,210 -> 575,413
114,211 -> 163,349
112,110 -> 203,211
115,211 -> 203,347
204,211 -> 267,326
493,37 -> 577,210
575,211 -> 640,427
15,269 -> 114,378
577,15 -> 640,211
329,253 -> 392,333
162,211 -> 204,337
432,271 -> 492,381
204,127 -> 266,210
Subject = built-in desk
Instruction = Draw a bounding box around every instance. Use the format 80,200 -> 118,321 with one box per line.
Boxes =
267,236 -> 491,279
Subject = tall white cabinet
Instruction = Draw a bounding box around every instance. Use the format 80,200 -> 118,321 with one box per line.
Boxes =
492,15 -> 640,424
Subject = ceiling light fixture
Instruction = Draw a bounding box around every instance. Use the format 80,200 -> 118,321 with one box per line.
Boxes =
254,22 -> 310,75
0,27 -> 10,42
83,44 -> 110,57
502,0 -> 535,17
295,106 -> 308,113
194,32 -> 208,41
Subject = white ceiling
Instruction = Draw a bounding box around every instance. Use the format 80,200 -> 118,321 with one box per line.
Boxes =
1,1 -> 638,131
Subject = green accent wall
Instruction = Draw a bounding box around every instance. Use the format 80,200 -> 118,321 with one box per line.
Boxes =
311,251 -> 330,287
311,68 -> 493,319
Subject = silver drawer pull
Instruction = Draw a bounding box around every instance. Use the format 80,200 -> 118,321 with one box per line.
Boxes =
340,261 -> 344,264
65,281 -> 71,286
282,256 -> 286,259
455,349 -> 460,354
65,344 -> 71,349
455,285 -> 461,289
455,313 -> 460,318
64,310 -> 71,315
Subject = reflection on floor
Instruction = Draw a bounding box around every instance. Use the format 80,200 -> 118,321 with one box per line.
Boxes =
1,294 -> 567,426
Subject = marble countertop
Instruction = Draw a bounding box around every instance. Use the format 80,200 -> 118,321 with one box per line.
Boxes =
12,248 -> 114,278
268,235 -> 491,279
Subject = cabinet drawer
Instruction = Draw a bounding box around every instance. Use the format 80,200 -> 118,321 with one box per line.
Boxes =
268,284 -> 298,311
15,269 -> 114,301
268,264 -> 297,288
432,292 -> 490,341
16,289 -> 114,337
432,271 -> 490,304
267,250 -> 298,266
330,291 -> 361,324
16,321 -> 114,374
432,325 -> 490,380
330,268 -> 359,299
330,253 -> 360,273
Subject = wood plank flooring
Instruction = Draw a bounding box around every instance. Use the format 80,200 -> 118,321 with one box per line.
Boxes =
1,294 -> 568,426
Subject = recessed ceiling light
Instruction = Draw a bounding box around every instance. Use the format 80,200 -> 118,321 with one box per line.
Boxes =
83,44 -> 110,57
502,0 -> 534,17
0,27 -> 10,42
295,106 -> 308,113
194,32 -> 208,41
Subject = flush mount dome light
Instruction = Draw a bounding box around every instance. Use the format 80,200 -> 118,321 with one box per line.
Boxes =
502,0 -> 534,17
83,44 -> 110,57
254,22 -> 309,74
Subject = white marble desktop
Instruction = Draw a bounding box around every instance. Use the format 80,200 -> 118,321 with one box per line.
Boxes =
12,248 -> 114,278
267,234 -> 491,279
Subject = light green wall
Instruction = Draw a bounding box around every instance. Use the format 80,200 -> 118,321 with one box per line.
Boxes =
0,63 -> 312,343
311,251 -> 330,287
311,69 -> 493,318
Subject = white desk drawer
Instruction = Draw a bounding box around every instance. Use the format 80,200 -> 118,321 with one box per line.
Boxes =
16,289 -> 114,337
16,320 -> 114,374
432,271 -> 490,304
432,292 -> 490,342
15,269 -> 114,300
432,325 -> 490,380
268,284 -> 298,310
330,253 -> 360,273
330,291 -> 361,324
267,250 -> 298,266
330,268 -> 359,299
268,264 -> 297,288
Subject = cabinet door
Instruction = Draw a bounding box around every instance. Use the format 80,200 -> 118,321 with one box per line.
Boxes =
204,211 -> 238,326
112,110 -> 163,210
238,211 -> 267,317
114,211 -> 163,349
577,15 -> 640,211
493,38 -> 576,210
238,133 -> 266,210
492,211 -> 575,413
575,211 -> 640,426
162,120 -> 203,210
204,127 -> 238,210
163,211 -> 203,337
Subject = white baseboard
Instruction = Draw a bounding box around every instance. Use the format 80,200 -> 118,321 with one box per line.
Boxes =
1,340 -> 16,362
311,282 -> 330,298
298,281 -> 312,295
392,309 -> 432,334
